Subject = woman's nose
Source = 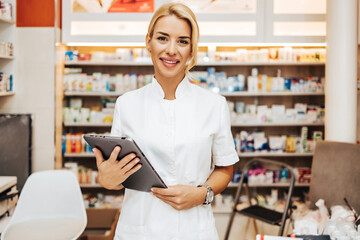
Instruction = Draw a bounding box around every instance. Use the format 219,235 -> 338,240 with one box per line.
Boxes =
166,40 -> 176,55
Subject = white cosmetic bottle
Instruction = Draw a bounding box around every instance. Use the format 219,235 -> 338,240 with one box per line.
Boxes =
247,68 -> 258,92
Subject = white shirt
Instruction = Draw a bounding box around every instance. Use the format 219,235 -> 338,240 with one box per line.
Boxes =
111,76 -> 238,240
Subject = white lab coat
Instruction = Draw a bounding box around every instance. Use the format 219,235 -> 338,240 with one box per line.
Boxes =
111,77 -> 239,240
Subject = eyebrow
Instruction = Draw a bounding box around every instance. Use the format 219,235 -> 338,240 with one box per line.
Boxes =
156,31 -> 191,39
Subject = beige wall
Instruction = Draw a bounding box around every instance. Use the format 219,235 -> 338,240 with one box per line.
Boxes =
0,27 -> 55,171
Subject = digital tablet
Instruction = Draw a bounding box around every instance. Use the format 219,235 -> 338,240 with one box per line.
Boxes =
83,134 -> 167,192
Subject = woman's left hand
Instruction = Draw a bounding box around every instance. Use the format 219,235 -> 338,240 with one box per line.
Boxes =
151,185 -> 207,211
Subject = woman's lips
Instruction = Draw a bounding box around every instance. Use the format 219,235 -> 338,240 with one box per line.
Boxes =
160,58 -> 179,67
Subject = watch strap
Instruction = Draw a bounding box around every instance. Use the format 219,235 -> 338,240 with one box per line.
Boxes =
197,184 -> 213,205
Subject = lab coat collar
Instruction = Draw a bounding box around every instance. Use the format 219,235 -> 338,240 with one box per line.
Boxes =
151,76 -> 190,100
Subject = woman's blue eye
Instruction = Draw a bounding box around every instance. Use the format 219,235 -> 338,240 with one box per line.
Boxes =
179,40 -> 189,44
157,36 -> 166,41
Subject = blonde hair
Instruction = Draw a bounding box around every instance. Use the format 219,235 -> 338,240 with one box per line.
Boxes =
147,2 -> 199,74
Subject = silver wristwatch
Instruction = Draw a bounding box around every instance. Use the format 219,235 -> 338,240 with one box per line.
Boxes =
198,184 -> 214,205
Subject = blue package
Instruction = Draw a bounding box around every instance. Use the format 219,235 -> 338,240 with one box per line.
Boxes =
65,51 -> 74,61
9,74 -> 13,91
232,172 -> 242,183
284,78 -> 291,91
62,134 -> 66,154
279,169 -> 288,182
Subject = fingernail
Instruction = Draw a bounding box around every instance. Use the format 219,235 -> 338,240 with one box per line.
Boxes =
116,146 -> 121,151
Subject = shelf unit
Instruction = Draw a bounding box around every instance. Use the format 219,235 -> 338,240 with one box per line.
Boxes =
231,122 -> 324,127
78,182 -> 310,189
64,122 -> 112,127
65,60 -> 325,67
227,182 -> 310,188
64,91 -> 123,97
221,92 -> 324,97
0,92 -> 14,97
63,122 -> 323,128
64,152 -> 314,158
64,153 -> 95,158
0,55 -> 13,60
238,152 -> 313,157
65,90 -> 324,97
0,12 -> 15,99
60,47 -> 325,196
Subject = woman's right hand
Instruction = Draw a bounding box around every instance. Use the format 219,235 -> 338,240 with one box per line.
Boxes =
93,146 -> 142,190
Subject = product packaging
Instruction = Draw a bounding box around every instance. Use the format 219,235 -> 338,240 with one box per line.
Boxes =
300,127 -> 308,153
247,68 -> 258,92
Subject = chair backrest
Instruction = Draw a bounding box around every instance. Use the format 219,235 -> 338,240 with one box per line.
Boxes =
1,170 -> 87,240
309,141 -> 360,212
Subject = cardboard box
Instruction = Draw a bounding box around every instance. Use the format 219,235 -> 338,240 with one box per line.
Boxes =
79,208 -> 120,240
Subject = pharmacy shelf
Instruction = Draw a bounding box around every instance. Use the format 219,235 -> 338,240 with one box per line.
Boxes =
0,55 -> 14,60
64,153 -> 94,158
64,91 -> 324,97
227,182 -> 310,188
80,182 -> 310,189
0,16 -> 15,24
64,123 -> 112,127
64,152 -> 314,158
220,92 -> 324,97
0,92 -> 14,97
65,60 -> 153,66
64,122 -> 323,127
231,122 -> 324,127
197,61 -> 325,66
238,152 -> 313,157
64,91 -> 122,97
65,60 -> 325,67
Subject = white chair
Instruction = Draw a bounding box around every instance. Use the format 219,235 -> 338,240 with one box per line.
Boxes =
1,170 -> 87,240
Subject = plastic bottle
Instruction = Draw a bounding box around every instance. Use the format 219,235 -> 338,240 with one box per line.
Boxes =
247,68 -> 258,92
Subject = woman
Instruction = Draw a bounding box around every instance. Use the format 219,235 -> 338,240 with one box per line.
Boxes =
93,2 -> 239,239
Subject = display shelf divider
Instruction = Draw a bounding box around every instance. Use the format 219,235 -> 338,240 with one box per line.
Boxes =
63,122 -> 112,127
64,60 -> 153,66
64,60 -> 325,67
238,152 -> 313,157
0,55 -> 14,60
220,92 -> 324,97
64,91 -> 123,97
231,122 -> 324,127
227,182 -> 310,188
0,92 -> 14,97
64,153 -> 95,158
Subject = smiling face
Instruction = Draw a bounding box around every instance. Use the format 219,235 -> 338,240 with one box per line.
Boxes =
146,15 -> 192,83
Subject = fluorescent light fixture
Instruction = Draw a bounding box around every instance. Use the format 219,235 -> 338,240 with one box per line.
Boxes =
65,42 -> 326,47
66,42 -> 146,47
198,42 -> 326,47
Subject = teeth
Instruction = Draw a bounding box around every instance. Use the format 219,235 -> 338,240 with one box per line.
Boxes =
162,59 -> 177,64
